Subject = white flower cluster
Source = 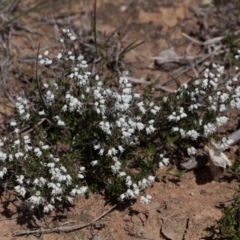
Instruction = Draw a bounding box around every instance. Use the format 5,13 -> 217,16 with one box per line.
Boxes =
39,37 -> 160,204
159,154 -> 170,169
15,96 -> 30,121
119,175 -> 155,203
168,107 -> 187,122
0,128 -> 87,212
0,28 -> 165,211
6,26 -> 238,212
38,50 -> 53,66
235,50 -> 240,60
60,28 -> 76,42
217,137 -> 234,151
168,61 -> 239,141
187,146 -> 197,156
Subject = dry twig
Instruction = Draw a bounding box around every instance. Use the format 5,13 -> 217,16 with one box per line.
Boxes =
13,204 -> 117,236
181,129 -> 240,170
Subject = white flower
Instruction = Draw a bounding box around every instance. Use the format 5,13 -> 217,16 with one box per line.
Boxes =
204,123 -> 217,136
107,149 -> 113,157
172,127 -> 179,132
78,174 -> 84,179
23,135 -> 31,144
8,154 -> 13,162
187,147 -> 197,156
39,59 -> 45,65
186,130 -> 199,140
10,121 -> 17,127
218,137 -> 233,151
44,50 -> 49,56
220,93 -> 229,102
0,167 -> 7,178
14,185 -> 26,197
216,116 -> 228,127
125,189 -> 135,199
39,177 -> 47,187
52,157 -> 59,162
134,93 -> 140,98
126,176 -> 132,187
56,52 -> 62,59
16,175 -> 24,184
43,203 -> 54,213
42,145 -> 50,150
29,194 -> 43,205
219,104 -> 227,112
67,197 -> 74,203
139,178 -> 151,189
93,143 -> 100,150
136,122 -> 145,131
119,194 -> 125,201
151,109 -> 157,114
99,149 -> 104,156
159,162 -> 164,169
111,147 -> 118,155
162,158 -> 169,165
91,160 -> 98,166
179,129 -> 186,138
0,151 -> 7,161
79,166 -> 85,172
118,145 -> 125,153
47,162 -> 55,168
75,186 -> 88,196
168,112 -> 177,121
154,105 -> 160,111
111,163 -> 121,174
33,178 -> 39,186
95,75 -> 99,81
34,147 -> 42,157
119,172 -> 126,177
57,119 -> 65,126
39,110 -> 45,116
45,58 -> 52,65
140,195 -> 152,204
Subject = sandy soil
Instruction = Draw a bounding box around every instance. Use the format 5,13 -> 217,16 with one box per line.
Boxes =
0,0 -> 240,239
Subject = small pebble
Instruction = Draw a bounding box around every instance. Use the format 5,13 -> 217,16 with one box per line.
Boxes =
120,5 -> 127,12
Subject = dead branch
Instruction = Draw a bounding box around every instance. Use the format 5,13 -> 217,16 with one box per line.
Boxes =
181,32 -> 224,46
127,76 -> 174,93
181,129 -> 240,170
13,204 -> 116,236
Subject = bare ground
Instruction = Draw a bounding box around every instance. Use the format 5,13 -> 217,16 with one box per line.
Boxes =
0,0 -> 240,239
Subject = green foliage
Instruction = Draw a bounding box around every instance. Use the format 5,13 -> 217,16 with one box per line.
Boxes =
217,186 -> 240,239
228,156 -> 240,181
166,166 -> 185,179
0,0 -> 240,214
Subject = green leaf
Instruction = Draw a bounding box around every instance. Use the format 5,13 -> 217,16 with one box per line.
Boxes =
167,135 -> 179,148
118,40 -> 144,60
166,166 -> 174,172
146,145 -> 155,156
167,170 -> 185,178
92,0 -> 99,57
5,1 -> 48,25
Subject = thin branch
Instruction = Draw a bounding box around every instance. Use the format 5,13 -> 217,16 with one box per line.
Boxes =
181,129 -> 240,170
181,32 -> 224,46
127,77 -> 174,93
13,204 -> 117,236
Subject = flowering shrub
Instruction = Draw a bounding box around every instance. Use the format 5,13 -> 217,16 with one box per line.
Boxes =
0,28 -> 239,213
0,29 -> 162,212
156,55 -> 240,158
